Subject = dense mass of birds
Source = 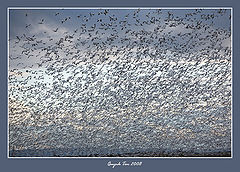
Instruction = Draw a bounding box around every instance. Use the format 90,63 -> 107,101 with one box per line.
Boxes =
8,9 -> 231,157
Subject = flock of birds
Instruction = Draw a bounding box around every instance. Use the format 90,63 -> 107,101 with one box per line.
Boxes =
8,9 -> 231,157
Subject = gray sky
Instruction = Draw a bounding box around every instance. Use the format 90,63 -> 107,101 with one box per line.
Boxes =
9,8 -> 231,70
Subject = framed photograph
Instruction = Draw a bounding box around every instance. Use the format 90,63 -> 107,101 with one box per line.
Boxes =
8,7 -> 232,159
1,0 -> 239,172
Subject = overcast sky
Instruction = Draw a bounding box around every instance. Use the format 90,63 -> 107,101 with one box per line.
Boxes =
9,8 -> 231,69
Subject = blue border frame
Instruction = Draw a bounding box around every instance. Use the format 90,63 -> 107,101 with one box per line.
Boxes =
1,0 -> 239,172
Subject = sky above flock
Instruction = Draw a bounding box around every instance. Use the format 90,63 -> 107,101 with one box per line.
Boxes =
9,8 -> 231,38
9,8 -> 231,69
